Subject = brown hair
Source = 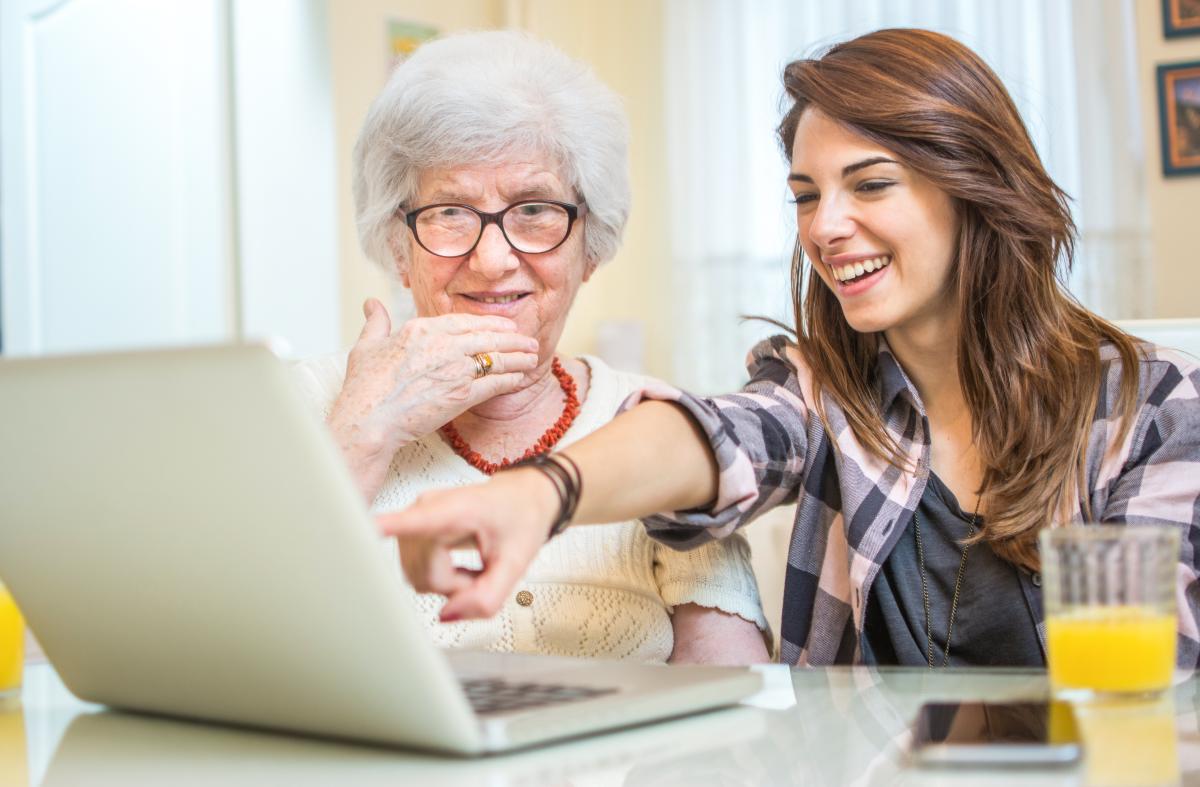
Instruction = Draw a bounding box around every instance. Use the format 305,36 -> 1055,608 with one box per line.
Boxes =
777,29 -> 1140,570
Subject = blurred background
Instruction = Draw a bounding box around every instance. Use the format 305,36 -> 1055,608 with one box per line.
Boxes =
2,0 -> 1197,393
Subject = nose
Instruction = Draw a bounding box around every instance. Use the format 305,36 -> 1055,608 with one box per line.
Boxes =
805,192 -> 856,252
468,223 -> 520,280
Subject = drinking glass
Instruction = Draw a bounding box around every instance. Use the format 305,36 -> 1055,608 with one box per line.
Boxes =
0,582 -> 23,705
1040,525 -> 1179,698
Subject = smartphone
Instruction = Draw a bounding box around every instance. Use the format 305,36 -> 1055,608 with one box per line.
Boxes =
910,700 -> 1082,766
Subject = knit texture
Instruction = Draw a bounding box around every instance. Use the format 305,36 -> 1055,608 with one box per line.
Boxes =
292,352 -> 769,662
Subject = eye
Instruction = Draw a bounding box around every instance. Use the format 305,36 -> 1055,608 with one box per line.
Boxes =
856,180 -> 895,194
790,192 -> 818,206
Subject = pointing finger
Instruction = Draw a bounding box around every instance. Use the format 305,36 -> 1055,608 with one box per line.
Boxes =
440,551 -> 527,620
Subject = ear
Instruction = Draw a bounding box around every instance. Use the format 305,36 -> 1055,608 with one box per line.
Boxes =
387,229 -> 412,288
582,258 -> 599,282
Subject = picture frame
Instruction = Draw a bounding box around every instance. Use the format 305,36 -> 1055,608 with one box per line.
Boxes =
1163,0 -> 1200,38
1156,61 -> 1200,176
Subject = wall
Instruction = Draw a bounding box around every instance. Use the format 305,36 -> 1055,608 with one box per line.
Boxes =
328,3 -> 1194,367
1136,2 -> 1200,318
514,1 -> 673,377
326,0 -> 503,347
233,0 -> 340,358
325,1 -> 673,376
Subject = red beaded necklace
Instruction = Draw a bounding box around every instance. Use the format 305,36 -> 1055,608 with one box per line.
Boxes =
440,357 -> 580,475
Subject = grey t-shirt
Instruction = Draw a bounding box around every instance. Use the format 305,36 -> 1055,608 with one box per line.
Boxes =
861,473 -> 1044,667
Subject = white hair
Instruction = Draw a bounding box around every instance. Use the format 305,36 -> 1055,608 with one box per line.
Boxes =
353,30 -> 631,275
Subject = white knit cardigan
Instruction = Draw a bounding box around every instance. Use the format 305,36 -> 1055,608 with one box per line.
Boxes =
292,353 -> 768,662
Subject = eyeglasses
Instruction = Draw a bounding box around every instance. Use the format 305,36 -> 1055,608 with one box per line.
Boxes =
402,200 -> 583,258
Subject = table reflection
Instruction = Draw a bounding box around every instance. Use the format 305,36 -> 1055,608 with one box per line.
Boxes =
37,704 -> 769,787
1075,696 -> 1178,786
12,665 -> 1200,786
0,704 -> 27,786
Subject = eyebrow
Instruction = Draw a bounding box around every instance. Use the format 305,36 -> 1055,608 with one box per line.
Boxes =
501,186 -> 562,202
424,185 -> 562,204
787,156 -> 899,183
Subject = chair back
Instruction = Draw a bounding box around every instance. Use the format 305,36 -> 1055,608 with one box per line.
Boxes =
1117,318 -> 1200,362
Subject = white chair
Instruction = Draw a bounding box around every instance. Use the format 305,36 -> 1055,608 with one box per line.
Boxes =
1117,318 -> 1200,362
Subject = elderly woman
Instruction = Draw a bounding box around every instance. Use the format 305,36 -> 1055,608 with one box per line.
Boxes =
293,31 -> 769,664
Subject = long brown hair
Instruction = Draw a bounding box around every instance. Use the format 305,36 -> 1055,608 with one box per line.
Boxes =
777,29 -> 1140,570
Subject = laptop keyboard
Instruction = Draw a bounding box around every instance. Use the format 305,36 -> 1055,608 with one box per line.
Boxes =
460,677 -> 618,715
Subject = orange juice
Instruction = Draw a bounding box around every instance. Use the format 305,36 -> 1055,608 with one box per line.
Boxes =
1047,606 -> 1175,695
0,586 -> 22,696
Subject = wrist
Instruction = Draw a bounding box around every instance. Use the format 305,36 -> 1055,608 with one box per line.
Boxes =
327,407 -> 409,503
504,453 -> 582,541
508,467 -> 563,538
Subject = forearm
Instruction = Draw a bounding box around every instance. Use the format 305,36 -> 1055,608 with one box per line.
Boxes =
553,400 -> 719,526
383,400 -> 721,621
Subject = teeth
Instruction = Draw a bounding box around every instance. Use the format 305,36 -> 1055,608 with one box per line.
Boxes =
477,294 -> 521,304
831,256 -> 891,283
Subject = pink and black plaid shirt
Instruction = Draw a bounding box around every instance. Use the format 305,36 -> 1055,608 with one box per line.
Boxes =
622,336 -> 1200,666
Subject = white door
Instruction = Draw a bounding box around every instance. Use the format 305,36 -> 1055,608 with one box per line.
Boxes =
1,0 -> 234,356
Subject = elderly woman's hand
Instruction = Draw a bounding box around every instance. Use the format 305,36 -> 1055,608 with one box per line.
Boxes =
379,467 -> 559,621
329,298 -> 540,501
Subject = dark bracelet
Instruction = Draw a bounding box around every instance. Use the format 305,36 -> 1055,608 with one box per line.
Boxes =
507,453 -> 583,540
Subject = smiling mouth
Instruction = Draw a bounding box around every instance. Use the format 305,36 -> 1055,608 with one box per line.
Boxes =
830,255 -> 892,284
462,293 -> 530,304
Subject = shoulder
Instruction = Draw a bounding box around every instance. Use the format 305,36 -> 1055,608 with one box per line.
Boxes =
738,336 -> 815,418
1094,341 -> 1200,473
289,349 -> 349,414
579,354 -> 656,402
1098,341 -> 1200,412
745,335 -> 807,382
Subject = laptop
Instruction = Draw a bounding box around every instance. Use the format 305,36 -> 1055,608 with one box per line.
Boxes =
0,344 -> 762,755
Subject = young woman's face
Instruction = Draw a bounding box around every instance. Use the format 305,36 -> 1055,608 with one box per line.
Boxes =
788,108 -> 960,336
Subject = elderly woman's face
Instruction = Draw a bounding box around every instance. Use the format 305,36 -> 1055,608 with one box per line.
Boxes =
400,159 -> 590,363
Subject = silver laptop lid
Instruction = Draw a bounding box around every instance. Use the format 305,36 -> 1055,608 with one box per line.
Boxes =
0,344 -> 482,752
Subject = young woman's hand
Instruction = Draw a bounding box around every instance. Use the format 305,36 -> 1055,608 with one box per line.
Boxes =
377,467 -> 560,621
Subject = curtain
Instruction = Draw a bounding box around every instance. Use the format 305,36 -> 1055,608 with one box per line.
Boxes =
664,0 -> 1149,394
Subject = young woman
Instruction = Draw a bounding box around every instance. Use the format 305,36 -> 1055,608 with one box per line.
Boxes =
377,29 -> 1200,667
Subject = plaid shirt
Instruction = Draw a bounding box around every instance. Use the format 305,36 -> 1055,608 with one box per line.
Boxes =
622,336 -> 1200,666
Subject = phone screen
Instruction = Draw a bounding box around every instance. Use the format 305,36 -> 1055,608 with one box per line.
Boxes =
911,701 -> 1081,765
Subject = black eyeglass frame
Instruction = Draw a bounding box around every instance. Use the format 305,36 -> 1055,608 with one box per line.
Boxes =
401,199 -> 583,258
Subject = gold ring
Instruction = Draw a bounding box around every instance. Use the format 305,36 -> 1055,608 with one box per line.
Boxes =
472,352 -> 494,378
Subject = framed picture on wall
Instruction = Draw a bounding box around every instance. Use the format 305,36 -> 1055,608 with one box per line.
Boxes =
1157,61 -> 1200,176
1163,0 -> 1200,37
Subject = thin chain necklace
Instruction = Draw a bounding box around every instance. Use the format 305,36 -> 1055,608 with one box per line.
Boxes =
912,490 -> 982,669
439,357 -> 580,475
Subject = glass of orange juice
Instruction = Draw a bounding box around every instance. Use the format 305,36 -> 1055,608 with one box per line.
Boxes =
0,581 -> 22,707
1041,525 -> 1179,699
